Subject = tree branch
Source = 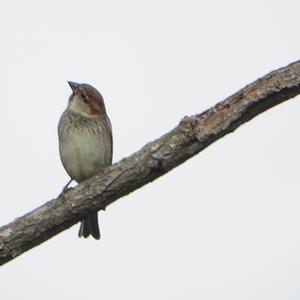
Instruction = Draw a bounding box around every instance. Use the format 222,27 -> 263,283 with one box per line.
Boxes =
1,60 -> 300,266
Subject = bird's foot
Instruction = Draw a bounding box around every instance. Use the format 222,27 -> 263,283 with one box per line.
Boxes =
58,179 -> 73,198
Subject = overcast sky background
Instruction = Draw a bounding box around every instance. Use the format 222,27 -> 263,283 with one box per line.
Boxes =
1,1 -> 300,299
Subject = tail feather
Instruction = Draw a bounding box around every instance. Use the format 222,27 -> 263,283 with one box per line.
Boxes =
78,213 -> 100,240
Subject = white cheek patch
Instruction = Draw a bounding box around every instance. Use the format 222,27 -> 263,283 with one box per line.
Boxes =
68,95 -> 89,114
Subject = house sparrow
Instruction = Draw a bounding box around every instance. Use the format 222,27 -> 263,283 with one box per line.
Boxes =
58,82 -> 113,239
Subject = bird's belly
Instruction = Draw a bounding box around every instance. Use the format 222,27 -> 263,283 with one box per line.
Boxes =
59,132 -> 109,183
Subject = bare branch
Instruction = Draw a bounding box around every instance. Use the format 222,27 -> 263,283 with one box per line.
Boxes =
1,60 -> 300,266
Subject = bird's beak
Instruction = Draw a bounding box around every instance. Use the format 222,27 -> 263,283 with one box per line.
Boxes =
68,81 -> 80,93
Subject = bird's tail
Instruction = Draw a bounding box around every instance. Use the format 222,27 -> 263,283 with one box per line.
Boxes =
78,213 -> 100,240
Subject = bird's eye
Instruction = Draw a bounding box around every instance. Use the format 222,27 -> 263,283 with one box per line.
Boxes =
81,94 -> 89,103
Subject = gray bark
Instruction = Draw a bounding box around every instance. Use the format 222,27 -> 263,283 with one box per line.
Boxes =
1,60 -> 300,266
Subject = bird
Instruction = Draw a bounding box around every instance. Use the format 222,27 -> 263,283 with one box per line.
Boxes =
58,81 -> 113,239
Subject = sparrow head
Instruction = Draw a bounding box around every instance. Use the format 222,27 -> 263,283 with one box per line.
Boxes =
67,81 -> 106,117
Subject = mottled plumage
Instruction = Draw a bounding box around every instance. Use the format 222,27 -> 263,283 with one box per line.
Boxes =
58,82 -> 112,239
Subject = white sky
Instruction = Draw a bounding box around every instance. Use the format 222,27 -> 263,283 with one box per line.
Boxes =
1,1 -> 300,299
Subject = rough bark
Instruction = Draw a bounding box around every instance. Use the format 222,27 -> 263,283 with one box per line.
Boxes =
1,60 -> 300,266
